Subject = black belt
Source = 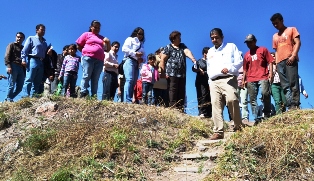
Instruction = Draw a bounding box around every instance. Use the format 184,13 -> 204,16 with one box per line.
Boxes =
211,75 -> 233,81
28,55 -> 44,61
127,56 -> 137,62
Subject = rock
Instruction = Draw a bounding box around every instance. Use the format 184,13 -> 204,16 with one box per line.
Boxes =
35,102 -> 58,115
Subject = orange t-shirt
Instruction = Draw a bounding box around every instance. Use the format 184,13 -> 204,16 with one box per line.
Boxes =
272,27 -> 300,63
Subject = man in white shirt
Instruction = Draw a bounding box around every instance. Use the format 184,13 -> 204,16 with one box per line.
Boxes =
206,28 -> 243,140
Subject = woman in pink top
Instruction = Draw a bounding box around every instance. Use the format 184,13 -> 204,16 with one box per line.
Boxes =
76,20 -> 111,98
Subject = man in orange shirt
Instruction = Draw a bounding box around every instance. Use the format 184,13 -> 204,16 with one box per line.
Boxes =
270,13 -> 301,110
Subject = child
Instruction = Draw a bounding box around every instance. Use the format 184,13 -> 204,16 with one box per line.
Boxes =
58,44 -> 80,97
140,54 -> 159,105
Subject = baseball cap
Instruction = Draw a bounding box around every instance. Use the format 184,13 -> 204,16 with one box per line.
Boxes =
244,34 -> 257,43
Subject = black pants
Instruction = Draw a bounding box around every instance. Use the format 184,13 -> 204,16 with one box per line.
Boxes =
102,70 -> 118,100
169,76 -> 186,111
195,80 -> 212,117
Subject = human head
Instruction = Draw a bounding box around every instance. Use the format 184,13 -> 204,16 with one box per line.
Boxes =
36,24 -> 46,37
68,44 -> 77,56
202,47 -> 210,58
147,53 -> 156,66
210,28 -> 224,48
270,13 -> 285,31
89,20 -> 101,34
15,32 -> 25,45
169,31 -> 181,44
62,45 -> 69,56
111,41 -> 120,54
244,34 -> 257,50
130,27 -> 145,42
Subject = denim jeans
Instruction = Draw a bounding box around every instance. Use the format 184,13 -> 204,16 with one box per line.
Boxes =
142,82 -> 154,105
237,87 -> 249,120
247,79 -> 271,120
276,59 -> 300,108
80,56 -> 103,97
271,83 -> 286,114
6,63 -> 25,101
23,58 -> 44,97
123,57 -> 139,103
102,70 -> 118,100
62,73 -> 78,97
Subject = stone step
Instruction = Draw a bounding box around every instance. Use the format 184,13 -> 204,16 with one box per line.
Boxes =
173,166 -> 209,173
182,151 -> 218,160
198,139 -> 226,146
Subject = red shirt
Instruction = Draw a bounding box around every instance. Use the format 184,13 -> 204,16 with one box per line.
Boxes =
243,46 -> 273,82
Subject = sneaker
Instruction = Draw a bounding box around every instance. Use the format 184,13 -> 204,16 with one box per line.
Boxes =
209,133 -> 224,140
253,118 -> 262,126
79,92 -> 88,98
199,114 -> 205,118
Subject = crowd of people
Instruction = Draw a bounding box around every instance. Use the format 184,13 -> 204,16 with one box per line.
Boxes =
3,13 -> 308,140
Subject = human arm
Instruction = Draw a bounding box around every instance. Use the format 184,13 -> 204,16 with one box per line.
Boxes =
184,48 -> 197,64
4,43 -> 13,73
58,58 -> 67,79
222,44 -> 243,74
104,53 -> 118,68
287,32 -> 301,66
76,32 -> 87,52
299,77 -> 308,98
122,37 -> 143,58
159,53 -> 169,78
21,37 -> 32,64
103,37 -> 111,53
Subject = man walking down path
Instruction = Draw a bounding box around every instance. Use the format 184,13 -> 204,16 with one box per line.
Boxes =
243,34 -> 273,124
206,28 -> 243,140
271,13 -> 301,110
21,24 -> 52,97
4,32 -> 25,102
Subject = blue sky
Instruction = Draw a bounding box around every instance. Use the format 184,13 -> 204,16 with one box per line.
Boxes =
0,0 -> 313,119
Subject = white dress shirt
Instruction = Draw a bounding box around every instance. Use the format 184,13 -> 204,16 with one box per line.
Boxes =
206,43 -> 243,85
122,37 -> 146,63
104,50 -> 118,74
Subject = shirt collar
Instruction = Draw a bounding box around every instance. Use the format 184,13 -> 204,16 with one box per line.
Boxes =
214,42 -> 225,51
35,34 -> 46,41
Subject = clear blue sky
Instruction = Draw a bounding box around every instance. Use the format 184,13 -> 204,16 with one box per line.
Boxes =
1,0 -> 313,118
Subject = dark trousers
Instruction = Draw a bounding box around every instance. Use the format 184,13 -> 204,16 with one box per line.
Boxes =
102,70 -> 118,100
195,80 -> 212,117
169,76 -> 186,110
153,88 -> 169,107
277,59 -> 300,108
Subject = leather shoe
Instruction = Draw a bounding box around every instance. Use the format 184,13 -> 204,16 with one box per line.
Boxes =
209,133 -> 224,140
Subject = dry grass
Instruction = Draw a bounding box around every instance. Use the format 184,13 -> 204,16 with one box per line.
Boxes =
0,97 -> 213,180
206,109 -> 314,181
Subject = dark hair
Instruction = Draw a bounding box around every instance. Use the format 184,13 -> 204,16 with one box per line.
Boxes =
68,44 -> 77,51
16,32 -> 25,38
36,24 -> 45,30
147,53 -> 156,60
155,47 -> 164,54
130,27 -> 145,42
169,31 -> 181,43
89,20 -> 101,32
270,52 -> 275,55
111,41 -> 120,47
210,28 -> 223,37
202,47 -> 210,55
63,45 -> 69,51
270,13 -> 283,21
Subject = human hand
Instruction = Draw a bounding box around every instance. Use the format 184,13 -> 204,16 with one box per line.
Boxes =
58,76 -> 62,81
268,73 -> 273,84
137,58 -> 144,64
221,68 -> 228,74
286,56 -> 296,66
6,68 -> 12,74
135,52 -> 143,58
199,69 -> 205,75
47,47 -> 53,56
304,93 -> 308,99
113,64 -> 119,69
21,61 -> 26,67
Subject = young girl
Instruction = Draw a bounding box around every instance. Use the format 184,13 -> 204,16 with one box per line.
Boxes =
140,54 -> 159,105
58,44 -> 80,97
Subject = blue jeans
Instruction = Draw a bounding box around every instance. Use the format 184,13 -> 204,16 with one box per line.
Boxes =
142,82 -> 154,105
102,70 -> 118,100
23,58 -> 44,97
80,56 -> 103,97
62,72 -> 78,97
247,79 -> 271,120
6,63 -> 25,101
277,59 -> 299,108
123,57 -> 139,103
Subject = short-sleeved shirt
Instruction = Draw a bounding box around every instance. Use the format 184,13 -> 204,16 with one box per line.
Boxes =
272,27 -> 300,63
243,46 -> 273,82
163,43 -> 187,78
76,32 -> 105,61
